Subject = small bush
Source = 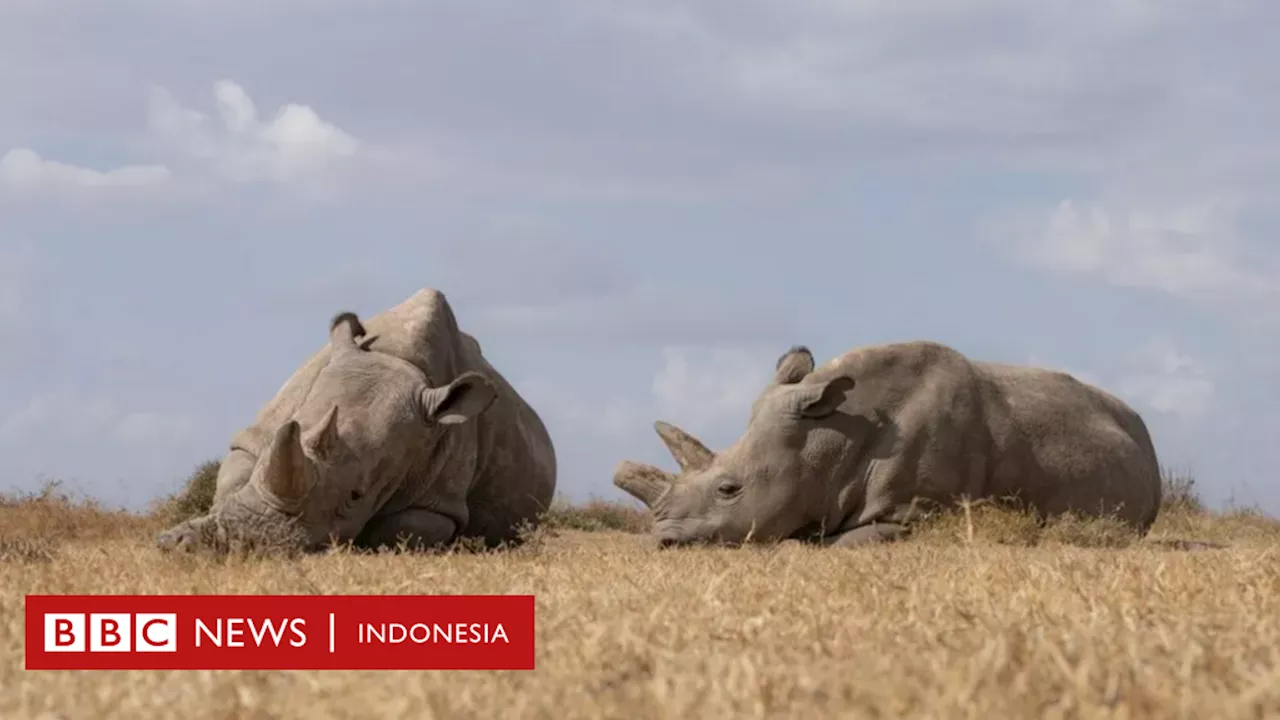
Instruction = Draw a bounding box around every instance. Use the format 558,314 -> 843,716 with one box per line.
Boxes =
542,496 -> 652,534
1160,465 -> 1204,514
153,459 -> 220,524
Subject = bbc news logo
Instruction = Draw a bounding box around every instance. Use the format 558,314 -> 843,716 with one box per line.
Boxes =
25,595 -> 535,671
44,613 -> 177,653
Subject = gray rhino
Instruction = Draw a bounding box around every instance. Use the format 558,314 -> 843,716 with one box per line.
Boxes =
614,342 -> 1162,547
157,289 -> 557,554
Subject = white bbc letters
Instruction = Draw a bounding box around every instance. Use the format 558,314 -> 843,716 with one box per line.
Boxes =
43,613 -> 177,653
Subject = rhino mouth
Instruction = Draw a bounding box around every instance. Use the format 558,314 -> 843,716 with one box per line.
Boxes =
654,516 -> 834,548
657,534 -> 727,549
653,519 -> 704,548
652,519 -> 747,548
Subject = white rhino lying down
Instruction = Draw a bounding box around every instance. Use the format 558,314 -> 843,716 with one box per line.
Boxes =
615,342 -> 1162,548
157,289 -> 557,554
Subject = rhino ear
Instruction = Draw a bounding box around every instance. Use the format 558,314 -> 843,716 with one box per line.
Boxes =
653,421 -> 715,473
796,375 -> 856,419
258,420 -> 314,511
329,312 -> 366,353
302,405 -> 341,461
419,371 -> 497,425
613,460 -> 674,508
774,345 -> 815,385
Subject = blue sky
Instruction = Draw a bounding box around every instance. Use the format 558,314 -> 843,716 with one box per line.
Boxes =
2,0 -> 1277,515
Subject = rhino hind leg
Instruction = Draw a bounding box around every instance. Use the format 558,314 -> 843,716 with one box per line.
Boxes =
355,508 -> 457,552
825,522 -> 909,548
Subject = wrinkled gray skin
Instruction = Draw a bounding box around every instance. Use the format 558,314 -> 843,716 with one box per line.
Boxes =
615,342 -> 1162,548
157,289 -> 557,555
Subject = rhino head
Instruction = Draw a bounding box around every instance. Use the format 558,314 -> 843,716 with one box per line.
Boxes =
156,311 -> 498,555
613,346 -> 856,547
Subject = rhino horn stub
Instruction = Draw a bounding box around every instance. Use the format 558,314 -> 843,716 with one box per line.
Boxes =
258,420 -> 314,512
613,460 -> 674,508
653,420 -> 715,473
303,404 -> 341,461
328,311 -> 366,353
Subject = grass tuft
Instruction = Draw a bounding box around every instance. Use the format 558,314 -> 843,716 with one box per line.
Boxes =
540,495 -> 652,534
1160,463 -> 1204,514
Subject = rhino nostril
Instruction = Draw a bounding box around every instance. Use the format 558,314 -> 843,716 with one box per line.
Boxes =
157,527 -> 197,553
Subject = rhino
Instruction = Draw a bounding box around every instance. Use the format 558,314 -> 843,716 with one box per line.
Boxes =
157,288 -> 557,554
614,341 -> 1162,547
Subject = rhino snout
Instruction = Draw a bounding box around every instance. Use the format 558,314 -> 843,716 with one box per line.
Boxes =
654,520 -> 698,548
156,524 -> 198,553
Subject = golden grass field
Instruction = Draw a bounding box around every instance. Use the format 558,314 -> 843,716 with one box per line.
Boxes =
2,473 -> 1279,720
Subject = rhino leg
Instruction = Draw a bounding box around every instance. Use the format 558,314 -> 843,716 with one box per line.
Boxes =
826,522 -> 909,548
355,508 -> 457,551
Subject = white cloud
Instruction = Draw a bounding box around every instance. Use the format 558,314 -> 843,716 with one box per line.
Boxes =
651,345 -> 776,435
1115,339 -> 1215,420
1001,196 -> 1275,307
1027,339 -> 1214,422
699,1 -> 1168,141
147,80 -> 360,186
0,389 -> 199,448
477,287 -> 797,348
516,376 -> 638,442
509,344 -> 779,457
0,388 -> 206,507
0,148 -> 171,192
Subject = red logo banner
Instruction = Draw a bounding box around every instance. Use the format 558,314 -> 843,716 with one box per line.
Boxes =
24,594 -> 535,670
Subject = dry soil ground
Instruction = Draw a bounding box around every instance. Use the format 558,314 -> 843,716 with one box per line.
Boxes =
2,488 -> 1279,720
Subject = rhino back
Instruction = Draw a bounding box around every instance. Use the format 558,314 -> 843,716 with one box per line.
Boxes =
807,341 -> 1160,532
973,361 -> 1162,525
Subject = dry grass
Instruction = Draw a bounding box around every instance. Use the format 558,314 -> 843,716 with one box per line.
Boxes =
2,477 -> 1279,719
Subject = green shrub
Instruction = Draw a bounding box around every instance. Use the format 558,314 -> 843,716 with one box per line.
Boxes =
155,459 -> 220,524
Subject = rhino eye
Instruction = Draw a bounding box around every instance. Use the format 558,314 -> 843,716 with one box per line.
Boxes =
716,481 -> 743,499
